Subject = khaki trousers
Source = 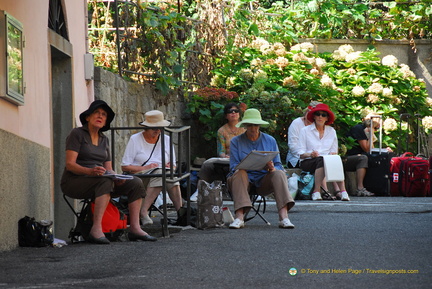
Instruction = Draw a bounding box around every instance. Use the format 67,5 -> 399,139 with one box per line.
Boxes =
227,169 -> 295,213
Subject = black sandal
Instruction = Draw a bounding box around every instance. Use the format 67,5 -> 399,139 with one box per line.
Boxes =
320,187 -> 336,201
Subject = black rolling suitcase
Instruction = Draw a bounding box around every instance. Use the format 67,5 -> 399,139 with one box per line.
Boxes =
363,115 -> 392,196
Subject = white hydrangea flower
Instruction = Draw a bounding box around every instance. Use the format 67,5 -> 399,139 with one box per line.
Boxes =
275,57 -> 289,69
273,42 -> 287,56
345,51 -> 362,62
291,42 -> 314,52
367,94 -> 380,103
307,57 -> 316,65
251,38 -> 269,50
300,42 -> 315,52
273,42 -> 285,51
226,76 -> 237,87
332,50 -> 346,61
399,64 -> 416,79
210,75 -> 224,87
382,55 -> 398,68
265,58 -> 275,65
338,44 -> 355,54
383,118 -> 398,131
352,85 -> 366,96
310,68 -> 320,75
283,76 -> 298,87
382,87 -> 393,97
422,116 -> 432,130
292,52 -> 307,62
290,44 -> 302,51
368,83 -> 384,94
251,58 -> 263,68
360,108 -> 375,119
426,98 -> 432,107
347,68 -> 357,75
260,43 -> 274,55
315,58 -> 327,68
239,69 -> 254,81
320,74 -> 334,87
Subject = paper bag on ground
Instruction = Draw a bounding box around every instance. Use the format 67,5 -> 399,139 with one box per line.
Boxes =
235,151 -> 279,171
197,180 -> 224,230
322,155 -> 345,182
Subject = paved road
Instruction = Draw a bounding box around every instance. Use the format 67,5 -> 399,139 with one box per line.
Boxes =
1,197 -> 431,289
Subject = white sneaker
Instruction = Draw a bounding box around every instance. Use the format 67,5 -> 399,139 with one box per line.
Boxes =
341,191 -> 350,201
229,218 -> 245,229
141,214 -> 153,226
312,192 -> 322,201
279,218 -> 295,229
190,189 -> 198,202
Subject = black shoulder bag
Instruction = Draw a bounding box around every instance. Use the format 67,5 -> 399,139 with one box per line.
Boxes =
141,135 -> 160,166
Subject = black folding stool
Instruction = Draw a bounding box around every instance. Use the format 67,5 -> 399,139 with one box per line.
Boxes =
213,162 -> 270,225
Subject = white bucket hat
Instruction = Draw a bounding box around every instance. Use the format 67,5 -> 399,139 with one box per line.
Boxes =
139,110 -> 171,127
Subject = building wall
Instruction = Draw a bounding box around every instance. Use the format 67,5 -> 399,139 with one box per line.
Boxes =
93,67 -> 188,172
0,0 -> 91,251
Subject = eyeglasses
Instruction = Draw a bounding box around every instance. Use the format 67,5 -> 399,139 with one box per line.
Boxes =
228,109 -> 240,114
245,124 -> 260,127
314,112 -> 328,117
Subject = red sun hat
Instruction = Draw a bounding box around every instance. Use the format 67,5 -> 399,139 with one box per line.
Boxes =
306,103 -> 335,125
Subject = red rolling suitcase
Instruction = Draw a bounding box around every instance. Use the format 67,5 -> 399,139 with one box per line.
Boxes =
390,152 -> 429,197
390,114 -> 430,197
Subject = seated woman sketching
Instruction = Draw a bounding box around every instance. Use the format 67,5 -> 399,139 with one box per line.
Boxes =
190,103 -> 246,201
298,103 -> 349,201
227,108 -> 295,229
121,110 -> 183,226
61,100 -> 157,244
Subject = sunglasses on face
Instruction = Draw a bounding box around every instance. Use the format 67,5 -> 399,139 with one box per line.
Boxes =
228,109 -> 240,114
314,112 -> 328,117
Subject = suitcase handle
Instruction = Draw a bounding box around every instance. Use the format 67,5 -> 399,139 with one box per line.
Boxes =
401,152 -> 414,158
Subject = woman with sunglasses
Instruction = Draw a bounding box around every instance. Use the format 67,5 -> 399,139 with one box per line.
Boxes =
298,103 -> 350,201
190,103 -> 246,201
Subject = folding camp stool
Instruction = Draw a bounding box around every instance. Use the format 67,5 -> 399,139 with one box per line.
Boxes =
213,162 -> 270,226
63,194 -> 92,243
244,185 -> 270,225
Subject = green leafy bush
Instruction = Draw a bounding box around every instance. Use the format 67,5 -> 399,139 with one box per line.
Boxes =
187,40 -> 431,159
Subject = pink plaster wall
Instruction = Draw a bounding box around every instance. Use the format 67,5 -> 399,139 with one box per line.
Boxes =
0,0 -> 92,147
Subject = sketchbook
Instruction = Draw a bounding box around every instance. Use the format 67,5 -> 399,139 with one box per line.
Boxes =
322,155 -> 345,182
101,172 -> 134,180
235,151 -> 279,171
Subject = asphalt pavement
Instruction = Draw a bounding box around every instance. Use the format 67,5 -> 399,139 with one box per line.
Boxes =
1,197 -> 431,289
